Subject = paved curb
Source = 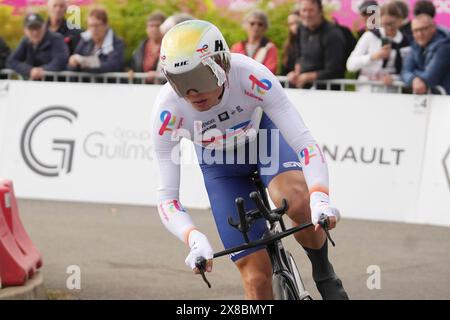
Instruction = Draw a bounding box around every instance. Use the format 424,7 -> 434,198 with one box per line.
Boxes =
0,272 -> 47,300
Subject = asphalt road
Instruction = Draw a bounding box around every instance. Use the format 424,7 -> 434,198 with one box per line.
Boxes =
17,199 -> 450,300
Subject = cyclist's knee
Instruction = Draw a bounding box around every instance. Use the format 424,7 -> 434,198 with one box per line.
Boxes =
243,270 -> 272,295
271,187 -> 310,223
287,192 -> 310,222
268,172 -> 310,222
235,251 -> 273,299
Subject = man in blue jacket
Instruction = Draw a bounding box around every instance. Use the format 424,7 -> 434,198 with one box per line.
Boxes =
401,14 -> 450,94
6,13 -> 68,80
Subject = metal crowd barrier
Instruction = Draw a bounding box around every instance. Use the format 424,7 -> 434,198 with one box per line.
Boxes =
0,69 -> 24,80
279,76 -> 446,95
313,79 -> 446,95
0,69 -> 446,95
313,79 -> 406,93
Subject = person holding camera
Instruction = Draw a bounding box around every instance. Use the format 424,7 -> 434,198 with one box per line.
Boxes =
346,1 -> 410,92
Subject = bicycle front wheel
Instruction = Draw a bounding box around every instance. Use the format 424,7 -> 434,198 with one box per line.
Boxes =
272,273 -> 299,300
286,250 -> 313,300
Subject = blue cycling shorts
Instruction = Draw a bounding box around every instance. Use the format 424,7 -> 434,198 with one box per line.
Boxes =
195,114 -> 303,262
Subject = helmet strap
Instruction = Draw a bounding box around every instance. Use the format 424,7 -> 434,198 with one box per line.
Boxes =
218,85 -> 225,100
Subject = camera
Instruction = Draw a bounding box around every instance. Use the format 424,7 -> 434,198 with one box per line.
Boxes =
381,37 -> 392,46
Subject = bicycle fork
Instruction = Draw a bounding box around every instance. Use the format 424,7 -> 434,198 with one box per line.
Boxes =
265,233 -> 312,300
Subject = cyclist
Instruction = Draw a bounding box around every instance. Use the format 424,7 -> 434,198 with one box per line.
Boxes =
152,20 -> 349,300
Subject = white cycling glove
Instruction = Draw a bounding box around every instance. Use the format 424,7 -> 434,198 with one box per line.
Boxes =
310,191 -> 341,225
185,230 -> 214,270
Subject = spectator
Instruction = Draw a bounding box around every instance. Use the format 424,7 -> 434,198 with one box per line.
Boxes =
414,0 -> 435,18
281,11 -> 301,75
401,14 -> 450,94
6,13 -> 68,79
393,0 -> 413,42
129,12 -> 166,83
68,8 -> 125,73
46,0 -> 83,54
347,1 -> 410,92
288,0 -> 346,88
353,0 -> 379,38
231,10 -> 278,74
332,17 -> 357,66
0,37 -> 10,70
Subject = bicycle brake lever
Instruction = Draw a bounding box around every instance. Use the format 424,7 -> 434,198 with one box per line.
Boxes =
200,270 -> 211,289
318,214 -> 336,247
250,191 -> 273,222
266,199 -> 289,223
195,257 -> 211,289
272,199 -> 289,216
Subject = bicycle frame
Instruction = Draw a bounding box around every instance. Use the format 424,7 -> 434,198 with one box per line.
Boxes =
252,173 -> 309,299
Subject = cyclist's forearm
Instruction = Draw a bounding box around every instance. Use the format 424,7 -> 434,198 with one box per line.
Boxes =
292,138 -> 333,212
157,199 -> 197,244
297,142 -> 330,197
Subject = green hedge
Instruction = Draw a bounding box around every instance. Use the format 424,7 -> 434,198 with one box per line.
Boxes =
0,6 -> 26,50
100,0 -> 298,73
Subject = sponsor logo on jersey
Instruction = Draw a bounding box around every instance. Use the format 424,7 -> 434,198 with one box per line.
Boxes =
299,144 -> 325,166
167,200 -> 186,213
159,110 -> 183,136
202,118 -> 216,127
200,120 -> 251,146
244,90 -> 263,102
218,111 -> 230,122
201,118 -> 217,134
249,74 -> 272,94
283,161 -> 302,168
159,200 -> 186,222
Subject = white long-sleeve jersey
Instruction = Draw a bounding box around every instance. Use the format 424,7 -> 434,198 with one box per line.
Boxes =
151,53 -> 330,244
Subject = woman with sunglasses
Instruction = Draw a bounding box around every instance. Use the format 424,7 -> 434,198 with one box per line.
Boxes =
230,9 -> 278,74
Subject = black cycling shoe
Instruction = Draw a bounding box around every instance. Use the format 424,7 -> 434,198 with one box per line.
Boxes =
316,276 -> 349,300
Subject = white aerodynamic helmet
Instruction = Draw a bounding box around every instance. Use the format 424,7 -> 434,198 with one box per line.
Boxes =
160,20 -> 231,97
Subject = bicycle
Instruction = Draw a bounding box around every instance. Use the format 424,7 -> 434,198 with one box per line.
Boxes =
195,171 -> 336,300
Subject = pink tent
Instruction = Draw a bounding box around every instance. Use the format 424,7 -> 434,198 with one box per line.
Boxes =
0,0 -> 93,12
2,0 -> 449,28
213,0 -> 450,30
332,0 -> 450,30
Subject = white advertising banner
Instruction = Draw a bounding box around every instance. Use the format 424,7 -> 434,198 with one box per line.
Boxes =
416,96 -> 450,226
285,89 -> 429,223
0,80 -> 448,226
